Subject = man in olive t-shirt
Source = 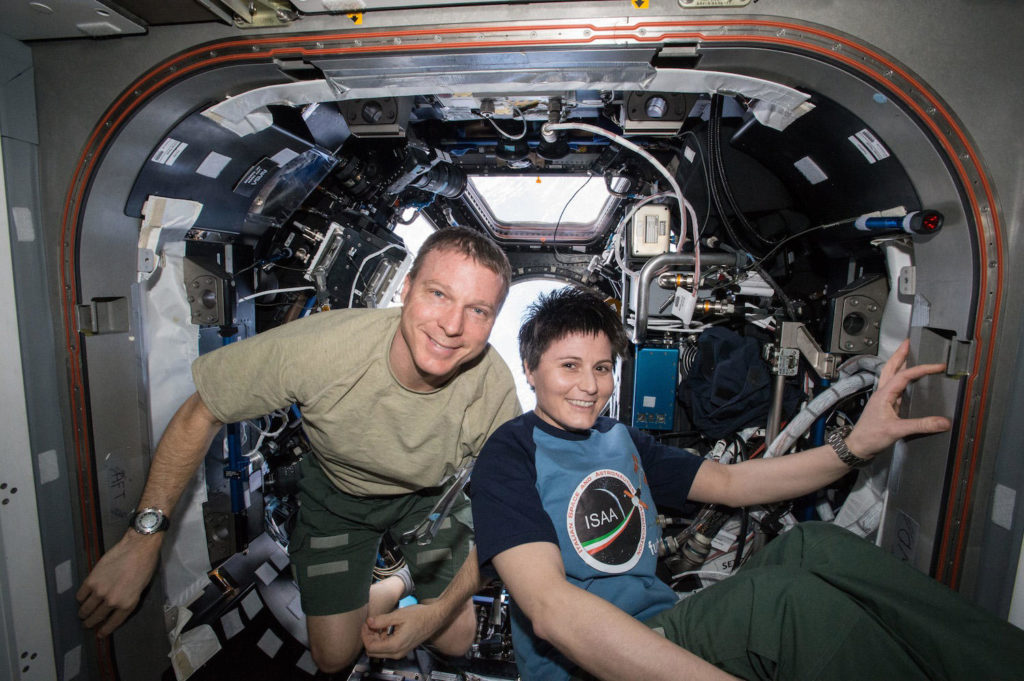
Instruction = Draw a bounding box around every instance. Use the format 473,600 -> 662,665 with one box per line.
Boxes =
77,227 -> 520,674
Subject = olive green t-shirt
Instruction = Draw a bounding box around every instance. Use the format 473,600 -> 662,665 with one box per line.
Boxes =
192,307 -> 521,496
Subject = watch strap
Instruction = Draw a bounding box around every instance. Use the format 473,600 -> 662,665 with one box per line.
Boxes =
828,426 -> 871,468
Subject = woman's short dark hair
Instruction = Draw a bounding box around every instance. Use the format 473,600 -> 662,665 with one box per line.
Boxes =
408,226 -> 512,302
519,287 -> 628,371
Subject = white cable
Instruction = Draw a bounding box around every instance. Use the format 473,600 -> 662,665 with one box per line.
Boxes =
244,410 -> 290,459
613,231 -> 637,277
348,243 -> 405,308
762,368 -> 880,459
684,199 -> 699,247
837,354 -> 885,378
483,105 -> 528,140
543,122 -> 688,240
624,316 -> 710,335
613,191 -> 673,276
249,410 -> 289,438
237,286 -> 314,303
543,122 -> 701,294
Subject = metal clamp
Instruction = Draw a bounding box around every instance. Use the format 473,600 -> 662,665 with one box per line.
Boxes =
763,321 -> 840,445
400,461 -> 474,546
777,321 -> 839,380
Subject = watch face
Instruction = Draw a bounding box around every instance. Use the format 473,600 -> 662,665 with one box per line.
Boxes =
133,508 -> 166,534
138,511 -> 160,531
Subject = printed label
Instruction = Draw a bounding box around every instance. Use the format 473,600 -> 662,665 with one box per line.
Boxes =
233,157 -> 277,196
855,129 -> 891,161
848,134 -> 876,164
151,137 -> 188,165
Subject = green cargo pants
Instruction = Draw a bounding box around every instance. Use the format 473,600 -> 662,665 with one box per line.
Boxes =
643,522 -> 1024,681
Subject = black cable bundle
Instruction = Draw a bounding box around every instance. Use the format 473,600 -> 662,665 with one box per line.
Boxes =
706,94 -> 798,320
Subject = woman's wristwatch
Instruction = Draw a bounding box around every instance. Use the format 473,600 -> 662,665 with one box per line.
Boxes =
828,425 -> 872,468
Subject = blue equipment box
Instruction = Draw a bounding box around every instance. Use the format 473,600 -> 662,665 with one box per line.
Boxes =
631,347 -> 678,431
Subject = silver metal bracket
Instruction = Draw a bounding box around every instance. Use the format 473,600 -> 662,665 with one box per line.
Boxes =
75,297 -> 130,336
304,222 -> 346,284
770,321 -> 840,379
828,275 -> 887,354
183,257 -> 230,327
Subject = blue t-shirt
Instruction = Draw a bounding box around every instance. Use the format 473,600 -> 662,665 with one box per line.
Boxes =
470,412 -> 704,681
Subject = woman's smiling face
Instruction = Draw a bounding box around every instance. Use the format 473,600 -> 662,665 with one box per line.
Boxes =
526,332 -> 615,433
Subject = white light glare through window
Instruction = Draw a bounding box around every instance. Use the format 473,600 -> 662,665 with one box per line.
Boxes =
393,211 -> 435,255
470,175 -> 608,224
387,212 -> 436,307
490,279 -> 574,412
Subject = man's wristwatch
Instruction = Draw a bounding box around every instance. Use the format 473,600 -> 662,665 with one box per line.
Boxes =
828,425 -> 872,468
129,507 -> 170,535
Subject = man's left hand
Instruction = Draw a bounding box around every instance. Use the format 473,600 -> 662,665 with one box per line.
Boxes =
362,603 -> 442,659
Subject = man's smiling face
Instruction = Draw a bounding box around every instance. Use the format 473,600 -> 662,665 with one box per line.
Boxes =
389,247 -> 505,391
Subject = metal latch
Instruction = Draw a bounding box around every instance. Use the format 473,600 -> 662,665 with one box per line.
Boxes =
916,327 -> 974,378
75,297 -> 129,335
946,338 -> 975,377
